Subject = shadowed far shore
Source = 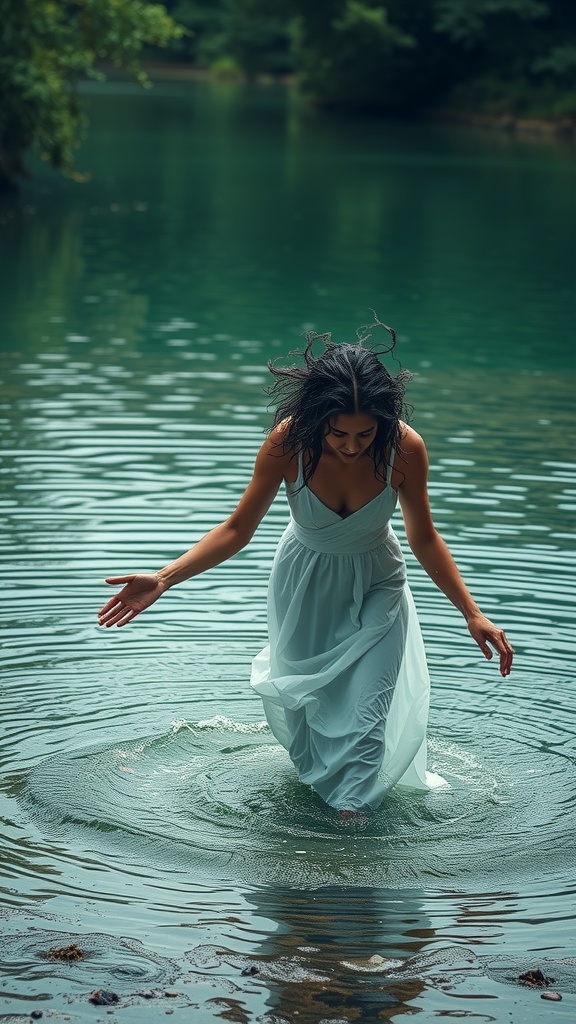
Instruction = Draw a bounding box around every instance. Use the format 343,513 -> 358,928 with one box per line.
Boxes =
99,61 -> 576,140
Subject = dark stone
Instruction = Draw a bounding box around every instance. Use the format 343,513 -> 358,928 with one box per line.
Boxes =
518,969 -> 554,988
31,1013 -> 43,1020
241,965 -> 259,976
41,943 -> 86,962
89,990 -> 120,1006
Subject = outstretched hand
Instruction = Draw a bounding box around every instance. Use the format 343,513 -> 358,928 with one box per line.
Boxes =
467,612 -> 514,677
98,573 -> 166,628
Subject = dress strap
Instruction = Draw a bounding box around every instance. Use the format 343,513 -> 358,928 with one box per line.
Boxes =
290,449 -> 304,488
386,447 -> 396,486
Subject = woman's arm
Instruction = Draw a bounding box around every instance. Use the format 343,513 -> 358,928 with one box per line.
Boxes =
98,430 -> 291,628
397,427 -> 514,676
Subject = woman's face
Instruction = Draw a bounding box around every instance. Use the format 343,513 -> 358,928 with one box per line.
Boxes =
323,413 -> 378,463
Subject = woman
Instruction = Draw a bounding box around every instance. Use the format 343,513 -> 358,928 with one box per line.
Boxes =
98,328 -> 513,814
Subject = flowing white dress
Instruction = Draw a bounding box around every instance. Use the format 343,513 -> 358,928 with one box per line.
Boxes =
251,451 -> 441,811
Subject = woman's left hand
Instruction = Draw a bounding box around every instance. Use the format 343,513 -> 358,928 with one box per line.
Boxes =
467,612 -> 514,677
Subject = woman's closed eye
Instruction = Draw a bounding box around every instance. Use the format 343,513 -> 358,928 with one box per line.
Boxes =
331,429 -> 375,438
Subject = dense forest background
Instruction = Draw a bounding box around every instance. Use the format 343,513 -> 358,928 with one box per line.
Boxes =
162,0 -> 576,117
1,0 -> 575,186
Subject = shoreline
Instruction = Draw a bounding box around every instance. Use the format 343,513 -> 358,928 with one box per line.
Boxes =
117,61 -> 576,140
425,106 -> 576,139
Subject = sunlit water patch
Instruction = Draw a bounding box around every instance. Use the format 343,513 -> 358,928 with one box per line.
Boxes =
17,715 -> 576,889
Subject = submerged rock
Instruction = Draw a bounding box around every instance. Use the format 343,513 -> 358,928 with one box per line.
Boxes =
541,991 -> 562,1001
40,943 -> 86,962
518,968 -> 554,988
89,989 -> 120,1006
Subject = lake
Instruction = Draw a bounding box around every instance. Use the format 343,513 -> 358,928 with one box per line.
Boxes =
1,78 -> 575,1022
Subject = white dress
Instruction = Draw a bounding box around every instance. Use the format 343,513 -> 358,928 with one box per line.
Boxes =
251,451 -> 441,811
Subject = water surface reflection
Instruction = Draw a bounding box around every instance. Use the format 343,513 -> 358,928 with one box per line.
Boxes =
1,80 -> 574,1023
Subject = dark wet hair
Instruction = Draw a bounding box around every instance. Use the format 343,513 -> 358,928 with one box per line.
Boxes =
267,319 -> 411,486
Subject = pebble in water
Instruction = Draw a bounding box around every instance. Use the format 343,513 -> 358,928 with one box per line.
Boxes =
41,943 -> 86,961
541,991 -> 562,1001
89,990 -> 120,1006
518,968 -> 554,987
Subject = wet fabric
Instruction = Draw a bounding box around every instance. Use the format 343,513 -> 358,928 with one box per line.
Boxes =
250,451 -> 442,811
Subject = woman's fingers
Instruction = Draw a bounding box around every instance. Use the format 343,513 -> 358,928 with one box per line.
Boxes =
498,632 -> 514,677
110,607 -> 137,627
98,574 -> 146,623
485,629 -> 514,677
98,600 -> 121,625
98,592 -> 132,620
98,594 -> 124,617
491,629 -> 514,677
470,617 -> 514,677
99,602 -> 138,627
98,573 -> 162,626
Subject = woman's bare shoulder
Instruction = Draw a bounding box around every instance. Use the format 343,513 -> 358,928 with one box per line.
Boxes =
395,423 -> 429,487
261,419 -> 298,480
268,418 -> 291,445
399,422 -> 426,454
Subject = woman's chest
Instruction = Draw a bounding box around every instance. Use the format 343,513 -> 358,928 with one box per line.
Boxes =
305,459 -> 389,518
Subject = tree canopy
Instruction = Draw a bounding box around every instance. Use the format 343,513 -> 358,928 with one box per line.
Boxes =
2,0 -> 574,185
0,0 -> 182,184
165,0 -> 576,115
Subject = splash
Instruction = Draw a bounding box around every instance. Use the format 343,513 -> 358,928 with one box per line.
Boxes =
18,718 -> 576,888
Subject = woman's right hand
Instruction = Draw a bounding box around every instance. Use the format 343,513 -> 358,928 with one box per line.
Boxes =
97,573 -> 166,628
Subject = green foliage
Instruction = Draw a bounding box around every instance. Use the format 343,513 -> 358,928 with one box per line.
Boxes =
533,42 -> 576,75
445,72 -> 576,117
2,0 -> 573,187
166,0 -> 293,74
0,0 -> 183,183
433,0 -> 549,44
209,55 -> 244,78
216,0 -> 294,75
431,0 -> 576,116
288,0 -> 421,111
153,0 -> 576,117
167,0 -> 228,62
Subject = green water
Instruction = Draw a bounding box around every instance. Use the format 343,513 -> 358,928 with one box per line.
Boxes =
1,80 -> 575,1022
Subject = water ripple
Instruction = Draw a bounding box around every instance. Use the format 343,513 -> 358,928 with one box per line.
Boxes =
16,715 -> 576,889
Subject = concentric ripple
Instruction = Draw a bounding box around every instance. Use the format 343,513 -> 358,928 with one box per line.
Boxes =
17,716 -> 576,888
342,945 -> 576,995
0,929 -> 177,987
